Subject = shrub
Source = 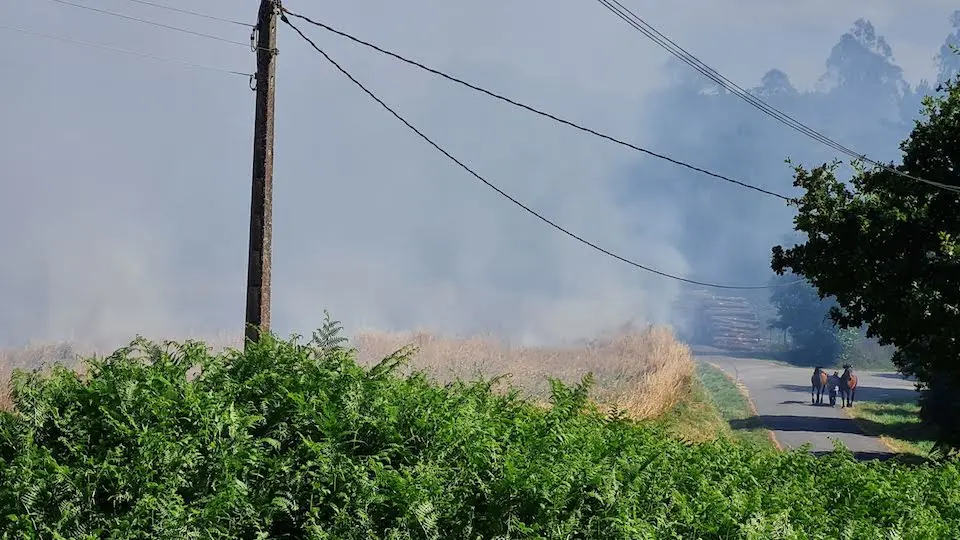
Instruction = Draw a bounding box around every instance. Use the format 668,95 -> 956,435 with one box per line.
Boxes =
0,322 -> 957,538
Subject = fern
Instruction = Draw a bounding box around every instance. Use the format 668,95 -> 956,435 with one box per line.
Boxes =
0,313 -> 957,538
309,310 -> 348,354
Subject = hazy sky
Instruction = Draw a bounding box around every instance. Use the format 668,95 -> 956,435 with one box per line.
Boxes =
2,0 -> 958,347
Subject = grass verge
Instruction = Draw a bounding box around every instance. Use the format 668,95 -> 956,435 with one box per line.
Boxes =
845,400 -> 936,457
652,367 -> 726,444
653,364 -> 771,448
697,363 -> 775,449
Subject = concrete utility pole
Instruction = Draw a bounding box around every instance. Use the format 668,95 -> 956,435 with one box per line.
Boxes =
245,0 -> 279,346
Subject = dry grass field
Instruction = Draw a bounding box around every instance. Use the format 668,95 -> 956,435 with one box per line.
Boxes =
0,325 -> 695,420
0,342 -> 84,412
353,326 -> 695,419
0,372 -> 9,412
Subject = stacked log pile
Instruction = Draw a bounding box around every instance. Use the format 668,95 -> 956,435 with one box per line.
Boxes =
674,290 -> 766,352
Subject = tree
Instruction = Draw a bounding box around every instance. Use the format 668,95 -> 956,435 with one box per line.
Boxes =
836,327 -> 862,367
768,273 -> 841,365
771,69 -> 960,452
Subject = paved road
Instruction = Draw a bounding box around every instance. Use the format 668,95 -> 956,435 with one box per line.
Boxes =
698,351 -> 918,459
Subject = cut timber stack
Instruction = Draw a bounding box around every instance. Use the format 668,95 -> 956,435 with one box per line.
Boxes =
674,289 -> 766,352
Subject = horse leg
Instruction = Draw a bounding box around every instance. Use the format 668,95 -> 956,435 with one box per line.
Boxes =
811,385 -> 815,404
849,387 -> 856,407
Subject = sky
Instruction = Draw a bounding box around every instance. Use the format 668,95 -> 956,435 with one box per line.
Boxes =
1,0 -> 959,348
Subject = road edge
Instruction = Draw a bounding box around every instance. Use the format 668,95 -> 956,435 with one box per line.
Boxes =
704,361 -> 783,451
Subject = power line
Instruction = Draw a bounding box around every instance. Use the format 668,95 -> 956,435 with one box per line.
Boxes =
115,0 -> 251,27
597,0 -> 848,154
0,23 -> 252,77
596,0 -> 960,194
597,0 -> 956,190
49,0 -> 254,49
281,15 -> 791,291
280,8 -> 791,201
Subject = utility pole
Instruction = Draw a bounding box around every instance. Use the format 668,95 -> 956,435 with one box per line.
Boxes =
245,0 -> 279,346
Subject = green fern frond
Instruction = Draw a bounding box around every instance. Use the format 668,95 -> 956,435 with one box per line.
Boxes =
309,311 -> 349,354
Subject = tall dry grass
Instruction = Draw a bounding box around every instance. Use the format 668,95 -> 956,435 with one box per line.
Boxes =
0,325 -> 695,420
353,325 -> 695,420
0,370 -> 9,412
0,342 -> 83,412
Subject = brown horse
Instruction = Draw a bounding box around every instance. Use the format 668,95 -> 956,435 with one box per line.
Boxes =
840,364 -> 858,407
811,367 -> 828,405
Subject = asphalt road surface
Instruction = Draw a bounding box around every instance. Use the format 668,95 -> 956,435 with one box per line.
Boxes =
698,350 -> 919,459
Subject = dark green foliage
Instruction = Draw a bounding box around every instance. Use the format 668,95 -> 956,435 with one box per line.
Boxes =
771,67 -> 960,452
768,274 -> 894,369
835,327 -> 896,369
768,273 -> 842,365
1,322 -> 959,538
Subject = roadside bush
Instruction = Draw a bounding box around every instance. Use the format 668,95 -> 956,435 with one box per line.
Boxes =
0,321 -> 957,538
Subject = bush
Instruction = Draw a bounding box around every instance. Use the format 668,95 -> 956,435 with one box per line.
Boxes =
837,328 -> 896,369
0,324 -> 958,538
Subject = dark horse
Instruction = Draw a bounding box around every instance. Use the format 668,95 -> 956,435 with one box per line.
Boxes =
840,364 -> 858,408
811,367 -> 828,405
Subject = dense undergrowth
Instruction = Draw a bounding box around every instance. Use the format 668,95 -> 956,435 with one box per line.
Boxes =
1,322 -> 959,539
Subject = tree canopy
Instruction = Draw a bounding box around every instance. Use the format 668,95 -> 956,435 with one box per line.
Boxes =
771,69 -> 960,452
767,273 -> 893,369
768,273 -> 840,365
